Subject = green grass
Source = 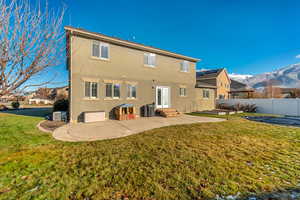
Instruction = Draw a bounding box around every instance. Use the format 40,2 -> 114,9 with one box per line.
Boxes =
0,112 -> 300,199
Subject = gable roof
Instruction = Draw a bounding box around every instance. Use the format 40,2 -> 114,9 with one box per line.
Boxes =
196,68 -> 224,79
230,79 -> 247,89
65,26 -> 200,63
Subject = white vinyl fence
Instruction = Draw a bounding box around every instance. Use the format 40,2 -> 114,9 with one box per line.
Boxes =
217,98 -> 300,116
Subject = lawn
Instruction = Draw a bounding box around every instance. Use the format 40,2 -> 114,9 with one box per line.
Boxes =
0,112 -> 300,200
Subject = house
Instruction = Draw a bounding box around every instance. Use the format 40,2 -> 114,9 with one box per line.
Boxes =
196,68 -> 231,99
229,79 -> 254,99
50,86 -> 69,100
65,26 -> 216,123
29,96 -> 54,105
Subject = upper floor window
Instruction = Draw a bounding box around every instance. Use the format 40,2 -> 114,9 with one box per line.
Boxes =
92,41 -> 109,60
127,84 -> 137,99
105,83 -> 120,98
179,87 -> 187,97
144,53 -> 156,67
180,61 -> 189,72
85,81 -> 98,98
203,89 -> 210,98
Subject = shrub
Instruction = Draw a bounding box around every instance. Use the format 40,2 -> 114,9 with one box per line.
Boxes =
0,104 -> 8,111
217,103 -> 257,113
217,103 -> 234,110
53,99 -> 69,112
11,101 -> 20,109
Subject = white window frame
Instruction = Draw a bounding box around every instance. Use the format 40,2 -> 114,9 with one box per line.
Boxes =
91,41 -> 110,60
84,81 -> 98,99
105,83 -> 120,99
203,89 -> 210,99
179,87 -> 187,97
180,60 -> 189,72
127,84 -> 137,99
144,52 -> 156,67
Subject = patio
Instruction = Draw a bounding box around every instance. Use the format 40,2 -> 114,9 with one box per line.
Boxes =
53,114 -> 225,142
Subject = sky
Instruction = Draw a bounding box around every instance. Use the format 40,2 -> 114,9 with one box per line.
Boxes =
36,0 -> 300,87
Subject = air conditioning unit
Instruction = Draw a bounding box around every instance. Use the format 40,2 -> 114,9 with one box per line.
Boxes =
53,111 -> 67,121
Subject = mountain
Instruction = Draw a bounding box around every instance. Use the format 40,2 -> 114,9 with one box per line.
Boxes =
230,63 -> 300,90
229,73 -> 253,82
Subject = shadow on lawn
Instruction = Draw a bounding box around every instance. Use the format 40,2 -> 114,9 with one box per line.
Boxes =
0,107 -> 52,118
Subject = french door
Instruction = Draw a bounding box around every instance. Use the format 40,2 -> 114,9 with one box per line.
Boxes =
156,86 -> 171,109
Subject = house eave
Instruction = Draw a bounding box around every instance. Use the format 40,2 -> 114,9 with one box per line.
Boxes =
64,26 -> 200,63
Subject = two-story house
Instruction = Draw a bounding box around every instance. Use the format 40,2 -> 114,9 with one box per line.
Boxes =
65,27 -> 215,122
196,68 -> 231,99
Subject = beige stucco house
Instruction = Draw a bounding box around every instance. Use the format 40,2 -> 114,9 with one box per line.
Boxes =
65,26 -> 215,122
196,68 -> 231,99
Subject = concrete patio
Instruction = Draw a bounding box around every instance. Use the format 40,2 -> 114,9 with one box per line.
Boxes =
53,114 -> 225,142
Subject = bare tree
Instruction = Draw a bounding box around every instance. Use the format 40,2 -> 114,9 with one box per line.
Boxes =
0,0 -> 65,97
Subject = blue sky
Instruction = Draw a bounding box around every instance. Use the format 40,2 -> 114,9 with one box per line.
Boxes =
43,0 -> 300,87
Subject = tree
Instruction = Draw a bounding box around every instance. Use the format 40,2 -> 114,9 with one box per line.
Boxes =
0,0 -> 65,97
35,87 -> 51,99
289,88 -> 300,98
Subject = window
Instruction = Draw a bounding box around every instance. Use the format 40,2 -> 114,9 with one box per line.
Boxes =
144,53 -> 156,67
84,81 -> 98,98
105,83 -> 120,98
203,89 -> 210,98
179,88 -> 187,97
127,85 -> 137,99
219,94 -> 225,99
180,60 -> 189,72
92,41 -> 109,59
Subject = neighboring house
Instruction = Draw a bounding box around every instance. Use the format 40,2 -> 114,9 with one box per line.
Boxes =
229,79 -> 254,99
65,26 -> 216,123
196,68 -> 231,99
50,86 -> 69,100
29,96 -> 54,105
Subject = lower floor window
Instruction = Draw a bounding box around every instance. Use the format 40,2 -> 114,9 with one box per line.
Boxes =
106,83 -> 120,98
127,84 -> 137,98
179,88 -> 187,96
203,90 -> 210,98
85,81 -> 98,98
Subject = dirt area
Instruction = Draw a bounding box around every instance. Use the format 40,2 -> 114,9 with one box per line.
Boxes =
245,116 -> 300,128
40,120 -> 66,132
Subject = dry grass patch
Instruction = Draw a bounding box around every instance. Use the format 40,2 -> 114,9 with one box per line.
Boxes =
0,113 -> 300,199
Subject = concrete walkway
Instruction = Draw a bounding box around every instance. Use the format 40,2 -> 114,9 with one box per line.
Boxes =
53,114 -> 225,142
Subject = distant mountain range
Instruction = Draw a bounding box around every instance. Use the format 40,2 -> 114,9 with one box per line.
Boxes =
229,63 -> 300,90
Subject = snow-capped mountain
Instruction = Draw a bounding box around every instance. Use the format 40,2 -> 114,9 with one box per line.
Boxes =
234,63 -> 300,90
229,73 -> 253,82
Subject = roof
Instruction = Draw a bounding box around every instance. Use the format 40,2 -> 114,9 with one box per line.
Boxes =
230,79 -> 247,89
230,79 -> 254,92
195,82 -> 217,89
196,68 -> 224,79
64,26 -> 200,63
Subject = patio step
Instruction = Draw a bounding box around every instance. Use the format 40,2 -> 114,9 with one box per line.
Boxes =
156,108 -> 181,118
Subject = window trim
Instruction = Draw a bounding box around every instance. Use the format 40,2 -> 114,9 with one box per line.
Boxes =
203,89 -> 210,99
180,60 -> 189,72
144,52 -> 156,67
91,41 -> 110,60
84,81 -> 98,99
105,82 -> 120,99
127,84 -> 137,99
179,87 -> 187,97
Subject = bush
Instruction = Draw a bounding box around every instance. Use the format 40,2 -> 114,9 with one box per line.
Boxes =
53,99 -> 69,112
0,104 -> 8,111
217,103 -> 257,113
11,101 -> 20,109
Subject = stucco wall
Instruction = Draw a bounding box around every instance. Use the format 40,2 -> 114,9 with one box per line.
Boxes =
195,88 -> 216,110
69,35 -> 204,122
216,70 -> 230,99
